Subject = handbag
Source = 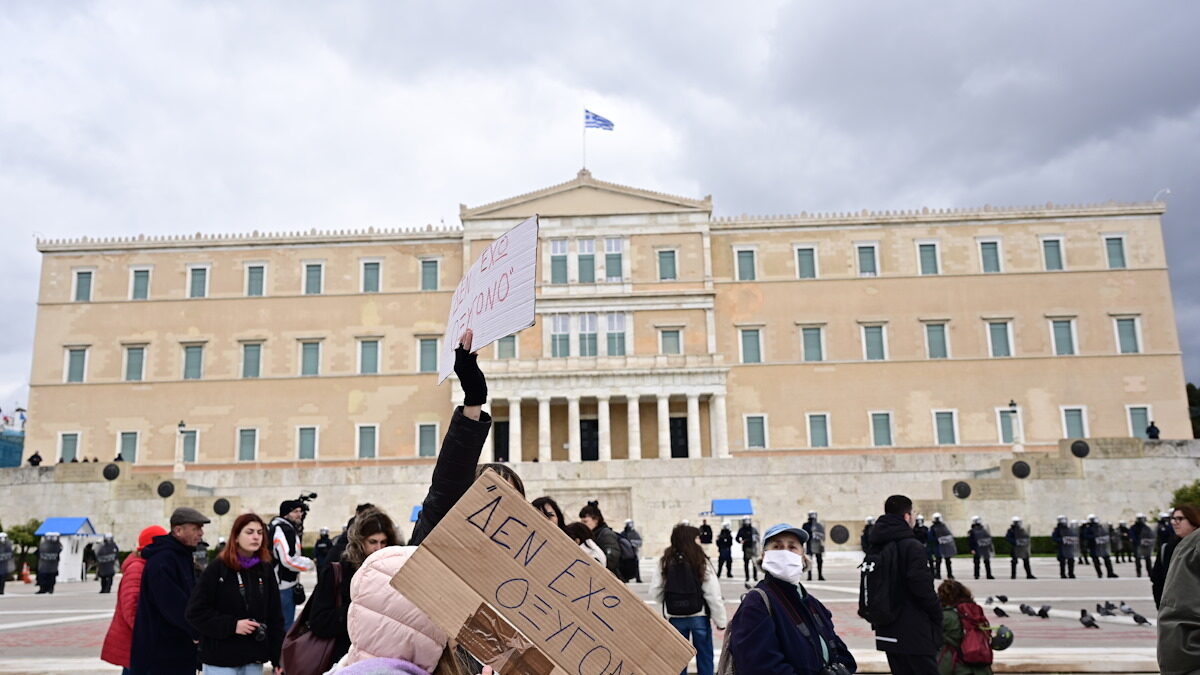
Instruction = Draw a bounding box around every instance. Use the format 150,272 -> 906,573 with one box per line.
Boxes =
293,582 -> 306,605
280,563 -> 342,675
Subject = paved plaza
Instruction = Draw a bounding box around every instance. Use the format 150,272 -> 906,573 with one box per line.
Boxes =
0,554 -> 1160,674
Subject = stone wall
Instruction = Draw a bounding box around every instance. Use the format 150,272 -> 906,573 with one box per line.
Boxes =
2,439 -> 1196,555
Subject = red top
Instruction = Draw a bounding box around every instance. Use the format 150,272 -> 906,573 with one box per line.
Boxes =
100,554 -> 145,667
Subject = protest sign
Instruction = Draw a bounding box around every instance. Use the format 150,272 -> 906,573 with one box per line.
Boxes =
391,471 -> 695,675
439,215 -> 539,383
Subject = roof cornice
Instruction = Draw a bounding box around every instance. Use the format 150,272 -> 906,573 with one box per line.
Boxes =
712,201 -> 1166,230
37,224 -> 463,253
459,168 -> 711,219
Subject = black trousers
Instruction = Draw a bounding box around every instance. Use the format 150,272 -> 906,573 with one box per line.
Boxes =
36,572 -> 56,593
1093,554 -> 1116,578
743,556 -> 758,581
717,555 -> 732,578
935,556 -> 953,579
0,574 -> 5,594
807,553 -> 824,580
973,554 -> 993,578
1134,554 -> 1151,577
99,574 -> 114,593
1058,556 -> 1076,578
886,652 -> 939,675
1011,556 -> 1034,578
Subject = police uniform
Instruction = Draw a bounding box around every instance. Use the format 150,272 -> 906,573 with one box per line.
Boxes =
1005,517 -> 1035,579
929,513 -> 956,580
802,511 -> 826,581
1129,514 -> 1156,577
1051,516 -> 1077,579
968,517 -> 994,580
1083,515 -> 1118,578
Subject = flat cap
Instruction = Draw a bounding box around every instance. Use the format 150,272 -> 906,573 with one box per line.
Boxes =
170,507 -> 211,527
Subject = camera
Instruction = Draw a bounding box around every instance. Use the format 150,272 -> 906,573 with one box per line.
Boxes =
252,622 -> 267,642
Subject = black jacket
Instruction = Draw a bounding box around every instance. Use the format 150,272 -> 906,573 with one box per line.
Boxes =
410,406 -> 493,546
866,514 -> 942,656
130,534 -> 201,675
1151,535 -> 1180,608
591,524 -> 622,576
699,524 -> 713,544
308,561 -> 355,664
186,558 -> 284,667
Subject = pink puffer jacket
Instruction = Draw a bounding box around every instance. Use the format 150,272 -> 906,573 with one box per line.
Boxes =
340,546 -> 447,672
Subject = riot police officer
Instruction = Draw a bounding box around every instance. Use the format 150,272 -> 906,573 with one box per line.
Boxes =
0,532 -> 13,594
1129,513 -> 1156,577
860,516 -> 874,554
802,511 -> 826,581
1051,515 -> 1076,579
1006,516 -> 1036,579
1108,522 -> 1125,564
968,515 -> 995,580
1083,514 -> 1118,578
314,526 -> 334,573
36,532 -> 62,594
913,514 -> 935,576
96,533 -> 118,593
930,512 -> 956,580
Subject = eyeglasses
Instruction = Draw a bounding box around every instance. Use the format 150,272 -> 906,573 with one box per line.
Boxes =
1171,516 -> 1187,522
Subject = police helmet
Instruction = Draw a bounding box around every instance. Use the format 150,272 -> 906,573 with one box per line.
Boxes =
971,515 -> 981,523
0,532 -> 7,540
1119,520 -> 1127,526
1136,512 -> 1146,520
932,512 -> 943,522
808,511 -> 818,519
1057,515 -> 1067,522
681,519 -> 690,526
218,536 -> 226,544
320,527 -> 329,535
1087,514 -> 1097,522
721,520 -> 731,529
1070,519 -> 1079,526
990,624 -> 1014,651
915,514 -> 925,524
104,532 -> 113,540
1012,516 -> 1021,522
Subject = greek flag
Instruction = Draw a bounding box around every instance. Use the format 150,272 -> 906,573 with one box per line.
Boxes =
584,109 -> 614,130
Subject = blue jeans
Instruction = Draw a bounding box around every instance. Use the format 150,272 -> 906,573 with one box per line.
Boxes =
670,616 -> 714,675
202,665 -> 263,675
280,586 -> 297,633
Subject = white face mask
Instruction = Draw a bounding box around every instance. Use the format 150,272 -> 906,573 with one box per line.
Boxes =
762,549 -> 807,584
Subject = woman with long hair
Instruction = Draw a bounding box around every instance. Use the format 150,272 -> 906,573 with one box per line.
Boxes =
936,579 -> 992,675
185,513 -> 284,675
1157,503 -> 1200,672
532,496 -> 566,531
650,524 -> 727,675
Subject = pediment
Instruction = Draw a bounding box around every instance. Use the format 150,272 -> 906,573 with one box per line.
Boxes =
460,169 -> 711,220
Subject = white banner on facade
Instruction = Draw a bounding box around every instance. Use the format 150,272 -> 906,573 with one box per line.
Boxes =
438,215 -> 539,384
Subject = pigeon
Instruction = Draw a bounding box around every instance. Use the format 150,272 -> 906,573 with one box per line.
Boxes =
1133,613 -> 1150,626
1096,603 -> 1116,617
1037,605 -> 1052,619
1019,604 -> 1037,616
995,594 -> 1009,603
1119,601 -> 1135,615
1104,601 -> 1118,611
993,607 -> 1009,618
985,596 -> 994,605
1080,609 -> 1100,629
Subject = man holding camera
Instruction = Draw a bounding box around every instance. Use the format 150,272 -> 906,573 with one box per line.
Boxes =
271,499 -> 315,633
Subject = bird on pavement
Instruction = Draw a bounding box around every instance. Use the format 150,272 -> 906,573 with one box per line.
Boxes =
1119,601 -> 1134,615
993,607 -> 1009,618
1079,610 -> 1100,629
1019,604 -> 1037,616
1133,613 -> 1150,626
985,596 -> 994,605
1104,601 -> 1118,611
1096,603 -> 1116,617
1037,605 -> 1052,619
995,594 -> 1008,603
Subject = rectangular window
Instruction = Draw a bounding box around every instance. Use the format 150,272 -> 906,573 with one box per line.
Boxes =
246,265 -> 265,297
242,343 -> 262,378
66,348 -> 87,383
604,238 -> 623,282
60,433 -> 79,462
1128,406 -> 1150,439
808,414 -> 829,448
979,241 -> 1001,273
863,325 -> 887,361
360,340 -> 379,374
298,427 -> 317,460
181,430 -> 197,463
420,259 -> 439,291
605,313 -> 626,356
358,425 -> 377,459
934,411 -> 958,445
74,270 -> 93,302
857,245 -> 878,277
736,249 -> 756,281
551,315 -> 570,358
497,335 -> 517,359
1052,319 -> 1076,356
657,249 -> 677,281
1116,317 -> 1141,354
578,314 -> 598,356
999,409 -> 1019,444
124,346 -> 145,382
578,240 -> 595,284
925,323 -> 948,359
795,247 -> 817,279
918,242 -> 940,275
304,263 -> 323,295
362,261 -> 381,293
988,321 -> 1012,357
1042,238 -> 1064,271
1063,407 -> 1087,439
301,341 -> 321,376
801,327 -> 823,362
740,328 -> 762,364
418,338 -> 438,373
237,428 -> 256,462
1105,236 -> 1127,269
418,423 -> 438,457
188,266 -> 208,298
183,345 -> 204,380
871,412 -> 893,447
660,329 -> 681,355
120,431 -> 139,463
745,416 -> 766,449
131,269 -> 150,300
550,240 -> 568,284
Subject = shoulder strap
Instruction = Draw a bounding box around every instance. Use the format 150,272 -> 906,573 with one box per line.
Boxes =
748,587 -> 771,617
332,562 -> 344,608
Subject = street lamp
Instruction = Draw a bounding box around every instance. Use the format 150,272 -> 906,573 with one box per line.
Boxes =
174,421 -> 187,475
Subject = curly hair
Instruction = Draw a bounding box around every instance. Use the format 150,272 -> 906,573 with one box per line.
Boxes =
343,507 -> 399,566
937,578 -> 974,607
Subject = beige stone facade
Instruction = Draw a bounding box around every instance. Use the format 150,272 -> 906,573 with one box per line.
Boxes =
27,170 -> 1189,473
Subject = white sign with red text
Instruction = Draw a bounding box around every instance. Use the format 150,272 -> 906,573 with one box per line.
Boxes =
439,215 -> 539,384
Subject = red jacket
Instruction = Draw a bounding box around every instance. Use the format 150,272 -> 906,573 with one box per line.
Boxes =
100,554 -> 144,667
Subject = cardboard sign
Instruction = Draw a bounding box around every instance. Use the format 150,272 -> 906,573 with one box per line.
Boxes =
391,472 -> 695,675
439,216 -> 540,383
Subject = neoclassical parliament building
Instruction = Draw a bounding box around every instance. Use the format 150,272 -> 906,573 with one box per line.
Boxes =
26,170 -> 1190,470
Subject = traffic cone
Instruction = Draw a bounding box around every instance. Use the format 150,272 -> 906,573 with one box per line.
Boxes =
20,562 -> 31,583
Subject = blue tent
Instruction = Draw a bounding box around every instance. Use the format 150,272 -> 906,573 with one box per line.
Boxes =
705,499 -> 754,517
410,505 -> 423,523
35,517 -> 97,536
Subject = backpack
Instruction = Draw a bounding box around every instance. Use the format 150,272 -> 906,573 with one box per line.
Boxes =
617,532 -> 637,563
716,588 -> 770,675
858,540 -> 902,626
954,602 -> 994,665
663,555 -> 705,616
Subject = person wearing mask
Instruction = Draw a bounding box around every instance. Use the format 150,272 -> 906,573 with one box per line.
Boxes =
36,532 -> 63,594
101,525 -> 169,672
186,513 -> 284,675
1157,504 -> 1200,673
579,501 -> 622,577
271,499 -> 315,633
1004,517 -> 1035,580
314,527 -> 334,574
929,513 -> 956,581
0,532 -> 13,595
1130,513 -> 1156,578
715,521 -> 734,579
913,515 -> 934,577
308,507 -> 400,668
967,516 -> 994,581
935,580 -> 993,675
651,524 -> 728,675
737,518 -> 760,586
725,523 -> 856,674
564,522 -> 607,567
803,511 -> 827,582
130,507 -> 209,675
531,497 -> 566,531
1151,505 -> 1199,609
96,533 -> 119,593
621,519 -> 644,583
1083,514 -> 1117,578
866,495 -> 941,675
1051,515 -> 1076,579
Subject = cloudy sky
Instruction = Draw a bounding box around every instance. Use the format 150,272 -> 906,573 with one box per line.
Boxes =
2,2 -> 1198,411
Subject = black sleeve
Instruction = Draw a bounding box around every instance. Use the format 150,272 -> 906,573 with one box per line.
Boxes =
265,570 -> 284,665
901,540 -> 942,634
307,563 -> 345,640
186,562 -> 238,639
409,406 -> 493,547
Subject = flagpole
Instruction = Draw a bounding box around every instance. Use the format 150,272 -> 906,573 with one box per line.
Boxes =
582,116 -> 587,169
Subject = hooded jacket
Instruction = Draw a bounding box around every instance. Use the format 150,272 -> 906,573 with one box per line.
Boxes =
866,514 -> 942,656
129,534 -> 200,674
101,554 -> 146,668
1157,529 -> 1200,675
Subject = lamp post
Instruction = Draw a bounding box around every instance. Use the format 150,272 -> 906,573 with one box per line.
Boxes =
174,420 -> 186,476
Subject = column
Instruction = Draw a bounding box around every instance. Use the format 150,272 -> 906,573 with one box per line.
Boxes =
627,396 -> 642,460
567,396 -> 582,463
686,393 -> 701,459
508,399 -> 522,465
657,394 -> 671,458
711,393 -> 729,458
482,402 -> 494,461
597,395 -> 612,462
538,397 -> 551,463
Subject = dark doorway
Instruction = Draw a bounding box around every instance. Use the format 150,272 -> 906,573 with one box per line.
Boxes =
580,419 -> 599,461
669,417 -> 688,458
494,421 -> 509,462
